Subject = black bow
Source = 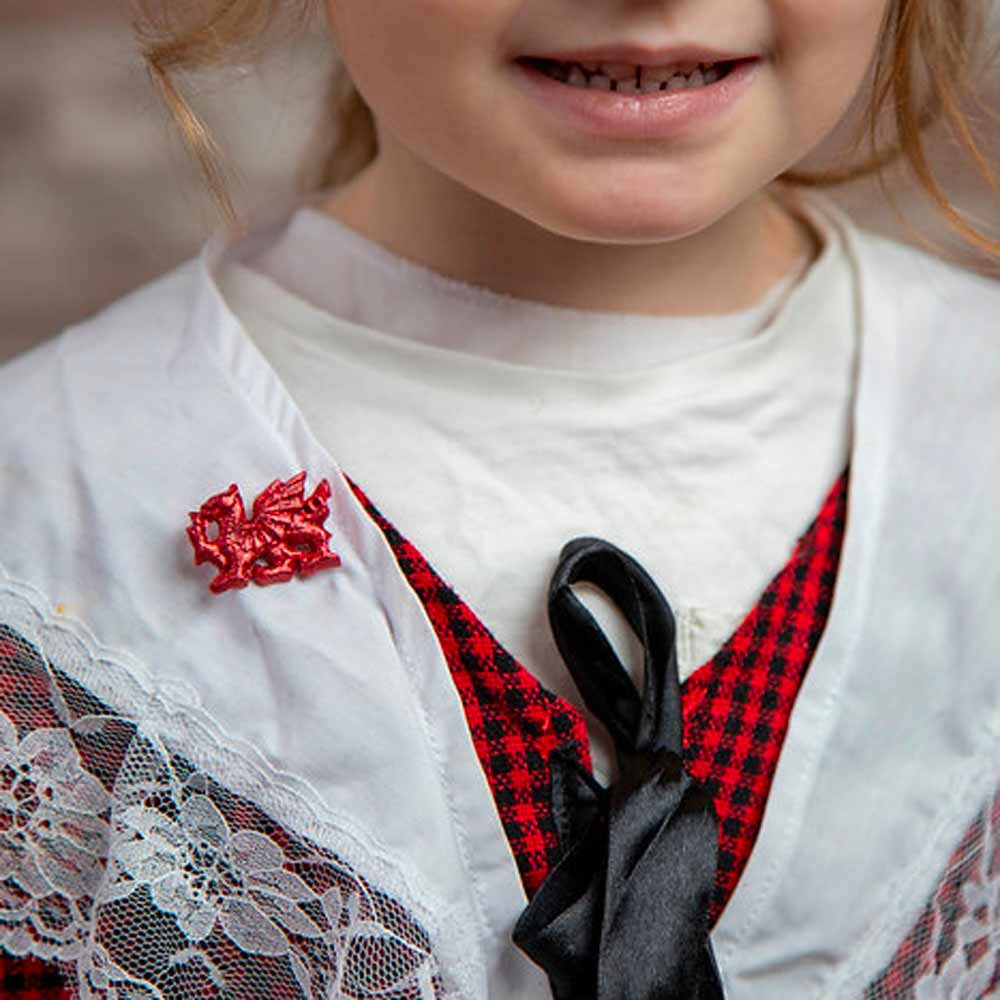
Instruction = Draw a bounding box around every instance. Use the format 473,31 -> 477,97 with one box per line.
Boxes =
513,537 -> 725,1000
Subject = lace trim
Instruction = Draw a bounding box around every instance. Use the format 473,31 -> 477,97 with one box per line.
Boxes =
0,563 -> 480,998
860,778 -> 1000,998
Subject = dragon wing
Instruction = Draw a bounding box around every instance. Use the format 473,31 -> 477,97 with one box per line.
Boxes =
251,472 -> 312,533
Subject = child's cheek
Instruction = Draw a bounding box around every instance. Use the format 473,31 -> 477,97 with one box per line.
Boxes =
766,0 -> 892,142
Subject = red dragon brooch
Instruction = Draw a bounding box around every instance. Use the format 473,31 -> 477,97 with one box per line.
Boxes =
187,472 -> 342,594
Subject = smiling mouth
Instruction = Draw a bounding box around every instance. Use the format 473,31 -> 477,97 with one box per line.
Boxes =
516,56 -> 743,94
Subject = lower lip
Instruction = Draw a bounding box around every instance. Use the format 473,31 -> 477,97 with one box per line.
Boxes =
511,58 -> 760,141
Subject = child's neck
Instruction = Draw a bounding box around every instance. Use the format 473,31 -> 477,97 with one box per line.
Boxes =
319,156 -> 820,318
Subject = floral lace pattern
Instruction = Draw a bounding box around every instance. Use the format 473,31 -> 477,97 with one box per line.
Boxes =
0,714 -> 108,963
0,568 -> 476,999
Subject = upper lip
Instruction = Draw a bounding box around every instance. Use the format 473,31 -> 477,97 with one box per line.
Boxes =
518,44 -> 756,68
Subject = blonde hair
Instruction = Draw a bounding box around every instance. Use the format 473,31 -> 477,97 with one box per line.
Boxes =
130,0 -> 1000,264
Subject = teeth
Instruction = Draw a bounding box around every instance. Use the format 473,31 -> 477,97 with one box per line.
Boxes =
642,65 -> 684,83
600,61 -> 639,82
538,59 -> 725,93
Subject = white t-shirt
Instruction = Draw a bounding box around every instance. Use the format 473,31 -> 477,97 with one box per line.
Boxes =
215,187 -> 857,780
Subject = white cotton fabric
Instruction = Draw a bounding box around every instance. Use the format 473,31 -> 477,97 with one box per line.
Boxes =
0,262 -> 535,997
1,187 -> 999,999
218,188 -> 853,781
239,196 -> 807,372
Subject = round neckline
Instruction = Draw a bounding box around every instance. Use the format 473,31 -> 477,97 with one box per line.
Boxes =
214,189 -> 847,418
290,198 -> 813,326
247,199 -> 816,375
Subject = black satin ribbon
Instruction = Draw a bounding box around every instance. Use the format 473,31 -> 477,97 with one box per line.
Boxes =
513,537 -> 725,1000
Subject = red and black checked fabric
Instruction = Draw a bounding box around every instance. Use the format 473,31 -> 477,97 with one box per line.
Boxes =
681,467 -> 848,924
345,474 -> 594,896
0,957 -> 69,1000
347,465 -> 849,922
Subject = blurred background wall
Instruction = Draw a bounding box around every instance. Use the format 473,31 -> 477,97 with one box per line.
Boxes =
2,0 -> 998,365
